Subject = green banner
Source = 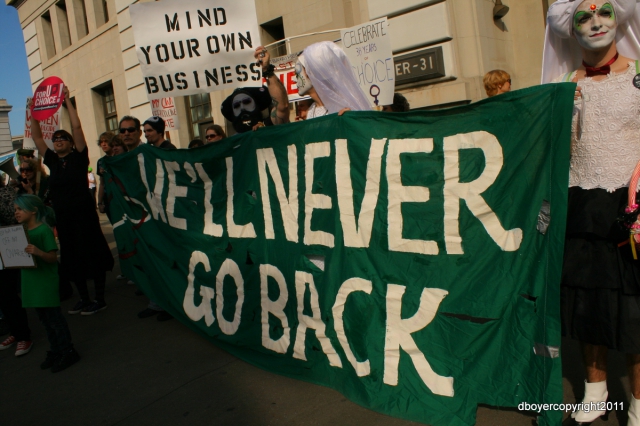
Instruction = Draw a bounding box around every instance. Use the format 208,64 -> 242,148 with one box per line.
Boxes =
104,83 -> 574,426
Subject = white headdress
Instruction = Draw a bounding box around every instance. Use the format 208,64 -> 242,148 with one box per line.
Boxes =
301,41 -> 371,113
541,0 -> 640,83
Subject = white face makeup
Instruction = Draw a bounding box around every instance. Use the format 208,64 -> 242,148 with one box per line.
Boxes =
573,0 -> 617,51
231,93 -> 256,117
295,55 -> 313,95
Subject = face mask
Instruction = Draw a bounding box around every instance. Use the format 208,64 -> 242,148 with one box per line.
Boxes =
295,55 -> 313,96
573,1 -> 617,51
230,93 -> 263,133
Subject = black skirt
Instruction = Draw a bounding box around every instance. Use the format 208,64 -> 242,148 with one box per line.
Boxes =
561,187 -> 640,353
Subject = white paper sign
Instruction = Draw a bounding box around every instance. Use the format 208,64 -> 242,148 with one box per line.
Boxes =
262,53 -> 310,103
341,18 -> 394,107
23,97 -> 60,151
129,0 -> 263,100
0,225 -> 36,269
151,97 -> 181,130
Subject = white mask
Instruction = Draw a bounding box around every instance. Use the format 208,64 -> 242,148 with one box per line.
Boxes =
231,93 -> 256,117
295,54 -> 313,96
573,1 -> 617,51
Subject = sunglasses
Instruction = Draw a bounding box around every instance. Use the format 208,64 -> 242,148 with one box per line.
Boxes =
119,127 -> 138,134
205,134 -> 218,139
20,168 -> 33,172
53,136 -> 70,142
232,98 -> 253,109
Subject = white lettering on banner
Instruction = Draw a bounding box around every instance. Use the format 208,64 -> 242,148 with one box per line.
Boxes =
341,18 -> 394,107
138,154 -> 168,223
260,264 -> 291,354
226,157 -> 257,238
129,0 -> 263,100
195,163 -> 223,237
332,278 -> 372,377
164,161 -> 188,230
335,138 -> 386,248
304,142 -> 334,248
383,284 -> 454,397
215,258 -> 244,335
184,251 -> 215,326
257,145 -> 299,242
443,131 -> 523,253
293,271 -> 343,367
386,139 -> 439,255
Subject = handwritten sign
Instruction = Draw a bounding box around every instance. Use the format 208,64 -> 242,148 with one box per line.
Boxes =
129,0 -> 262,100
341,17 -> 394,107
262,53 -> 310,103
151,97 -> 181,130
31,76 -> 65,121
0,225 -> 36,269
23,97 -> 61,151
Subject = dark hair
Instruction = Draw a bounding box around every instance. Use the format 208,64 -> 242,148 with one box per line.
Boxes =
143,116 -> 166,134
388,93 -> 410,112
188,139 -> 204,148
205,124 -> 226,139
110,134 -> 128,151
97,131 -> 115,146
119,115 -> 141,129
52,129 -> 75,147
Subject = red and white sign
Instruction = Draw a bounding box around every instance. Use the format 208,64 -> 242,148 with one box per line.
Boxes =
31,76 -> 65,121
150,97 -> 180,131
23,97 -> 61,151
263,53 -> 310,103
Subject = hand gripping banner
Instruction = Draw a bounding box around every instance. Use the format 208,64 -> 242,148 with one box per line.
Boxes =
104,83 -> 575,426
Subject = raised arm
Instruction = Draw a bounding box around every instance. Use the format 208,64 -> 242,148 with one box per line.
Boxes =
29,99 -> 49,158
255,47 -> 290,125
63,86 -> 87,152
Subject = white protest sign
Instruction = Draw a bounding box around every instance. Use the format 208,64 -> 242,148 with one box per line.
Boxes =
341,18 -> 394,107
263,53 -> 310,103
0,225 -> 36,269
23,97 -> 61,151
151,97 -> 181,130
129,0 -> 262,100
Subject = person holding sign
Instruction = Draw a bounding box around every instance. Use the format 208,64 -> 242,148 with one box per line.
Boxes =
14,194 -> 79,372
542,0 -> 640,424
220,46 -> 290,133
30,86 -> 114,317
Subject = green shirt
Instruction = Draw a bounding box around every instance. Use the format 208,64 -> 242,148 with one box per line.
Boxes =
21,223 -> 59,308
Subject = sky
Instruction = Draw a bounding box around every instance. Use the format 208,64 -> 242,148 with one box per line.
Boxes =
0,5 -> 33,137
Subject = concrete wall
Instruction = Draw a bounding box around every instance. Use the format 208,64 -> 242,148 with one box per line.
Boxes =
0,100 -> 13,155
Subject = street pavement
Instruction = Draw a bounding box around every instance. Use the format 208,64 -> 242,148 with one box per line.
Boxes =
0,215 -> 632,425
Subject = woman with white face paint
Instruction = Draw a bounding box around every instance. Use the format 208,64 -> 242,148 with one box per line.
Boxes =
543,1 -> 640,424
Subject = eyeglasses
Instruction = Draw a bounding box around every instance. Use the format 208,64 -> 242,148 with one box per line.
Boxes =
53,136 -> 70,142
205,134 -> 218,139
232,98 -> 253,109
119,127 -> 138,134
20,168 -> 33,173
507,79 -> 511,84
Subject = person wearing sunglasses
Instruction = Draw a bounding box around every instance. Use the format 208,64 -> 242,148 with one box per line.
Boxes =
30,85 -> 114,317
17,158 -> 49,200
204,125 -> 226,144
118,116 -> 143,151
483,70 -> 511,97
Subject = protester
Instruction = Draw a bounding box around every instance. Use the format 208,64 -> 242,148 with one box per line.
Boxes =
382,93 -> 410,112
543,0 -> 640,424
17,157 -> 49,200
483,70 -> 511,97
294,41 -> 371,118
16,148 -> 35,164
221,46 -> 290,133
143,116 -> 176,149
204,125 -> 226,143
98,135 -> 127,217
97,132 -> 114,217
118,116 -> 143,151
30,86 -> 114,316
0,178 -> 32,357
295,99 -> 313,121
14,194 -> 80,372
188,139 -> 204,148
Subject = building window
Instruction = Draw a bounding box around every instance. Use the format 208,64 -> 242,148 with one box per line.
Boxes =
41,11 -> 57,59
260,17 -> 286,57
188,93 -> 212,139
94,0 -> 108,26
94,83 -> 117,132
55,0 -> 72,49
73,0 -> 89,39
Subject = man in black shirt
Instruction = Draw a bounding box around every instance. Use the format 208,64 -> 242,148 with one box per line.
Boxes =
143,116 -> 176,150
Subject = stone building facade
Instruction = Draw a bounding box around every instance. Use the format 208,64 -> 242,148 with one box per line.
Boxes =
7,0 -> 553,168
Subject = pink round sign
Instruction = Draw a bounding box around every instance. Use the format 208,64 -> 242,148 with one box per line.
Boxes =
31,76 -> 65,121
